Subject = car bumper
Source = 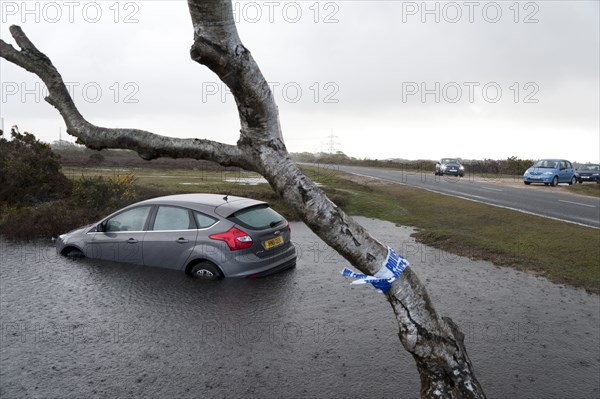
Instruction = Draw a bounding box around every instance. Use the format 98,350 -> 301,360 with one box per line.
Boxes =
220,244 -> 297,278
442,170 -> 464,176
576,175 -> 599,182
524,175 -> 553,183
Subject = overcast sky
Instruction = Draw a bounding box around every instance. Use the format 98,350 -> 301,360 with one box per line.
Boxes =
1,1 -> 598,162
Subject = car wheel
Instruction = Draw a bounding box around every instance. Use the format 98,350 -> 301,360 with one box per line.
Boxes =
524,181 -> 531,185
188,261 -> 223,280
62,247 -> 84,257
569,176 -> 576,185
550,176 -> 558,187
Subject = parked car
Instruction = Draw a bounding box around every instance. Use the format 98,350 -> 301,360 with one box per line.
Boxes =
435,158 -> 465,177
523,159 -> 576,186
56,194 -> 297,279
575,164 -> 600,183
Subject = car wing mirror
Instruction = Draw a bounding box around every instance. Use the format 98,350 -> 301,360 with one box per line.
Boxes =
96,221 -> 107,232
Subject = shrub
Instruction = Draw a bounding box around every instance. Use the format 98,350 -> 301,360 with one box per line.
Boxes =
0,128 -> 141,240
0,201 -> 91,240
0,127 -> 72,205
1,172 -> 141,240
72,172 -> 138,212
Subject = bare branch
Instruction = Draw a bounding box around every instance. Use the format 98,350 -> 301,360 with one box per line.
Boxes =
1,7 -> 487,396
0,25 -> 246,167
187,0 -> 283,147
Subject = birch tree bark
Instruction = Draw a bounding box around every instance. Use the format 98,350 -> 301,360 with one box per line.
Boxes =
0,1 -> 486,397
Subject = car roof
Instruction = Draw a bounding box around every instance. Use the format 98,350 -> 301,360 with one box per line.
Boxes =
137,194 -> 266,217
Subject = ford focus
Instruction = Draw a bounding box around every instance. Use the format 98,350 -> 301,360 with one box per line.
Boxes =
56,194 -> 297,279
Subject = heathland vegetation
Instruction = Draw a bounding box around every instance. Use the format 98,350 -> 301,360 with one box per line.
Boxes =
1,132 -> 597,292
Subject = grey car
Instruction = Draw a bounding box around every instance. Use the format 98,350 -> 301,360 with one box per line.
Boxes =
435,158 -> 465,177
575,164 -> 600,183
56,194 -> 296,279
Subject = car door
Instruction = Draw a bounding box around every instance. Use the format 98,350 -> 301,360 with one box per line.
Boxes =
564,161 -> 575,182
89,206 -> 152,264
142,206 -> 199,270
558,161 -> 570,183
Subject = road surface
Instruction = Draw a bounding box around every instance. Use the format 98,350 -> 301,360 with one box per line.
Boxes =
327,164 -> 600,229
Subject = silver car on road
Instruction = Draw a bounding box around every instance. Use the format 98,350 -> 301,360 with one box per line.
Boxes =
56,194 -> 297,279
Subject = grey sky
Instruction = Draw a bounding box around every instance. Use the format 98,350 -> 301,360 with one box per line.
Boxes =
1,1 -> 598,162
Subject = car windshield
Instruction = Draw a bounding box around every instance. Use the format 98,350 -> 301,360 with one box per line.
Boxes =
230,204 -> 284,230
579,165 -> 599,171
441,158 -> 460,164
533,160 -> 558,169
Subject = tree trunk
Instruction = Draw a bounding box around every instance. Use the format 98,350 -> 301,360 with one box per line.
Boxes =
0,1 -> 486,396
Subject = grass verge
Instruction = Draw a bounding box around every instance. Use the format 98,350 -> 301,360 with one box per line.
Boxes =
303,167 -> 600,294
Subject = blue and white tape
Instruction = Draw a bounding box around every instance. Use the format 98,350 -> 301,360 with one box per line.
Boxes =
341,247 -> 409,294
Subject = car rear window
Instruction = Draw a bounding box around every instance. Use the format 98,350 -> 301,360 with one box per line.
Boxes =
230,204 -> 284,230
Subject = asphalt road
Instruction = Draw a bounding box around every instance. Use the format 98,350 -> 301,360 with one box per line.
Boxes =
328,164 -> 600,229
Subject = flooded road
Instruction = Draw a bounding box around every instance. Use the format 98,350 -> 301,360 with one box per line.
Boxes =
1,217 -> 599,398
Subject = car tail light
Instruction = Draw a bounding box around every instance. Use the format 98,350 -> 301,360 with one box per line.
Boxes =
210,227 -> 253,251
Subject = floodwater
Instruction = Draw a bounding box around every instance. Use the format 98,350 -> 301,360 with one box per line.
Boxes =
1,217 -> 598,398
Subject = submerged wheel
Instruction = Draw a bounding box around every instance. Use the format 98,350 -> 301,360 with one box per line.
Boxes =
188,261 -> 223,280
62,247 -> 84,258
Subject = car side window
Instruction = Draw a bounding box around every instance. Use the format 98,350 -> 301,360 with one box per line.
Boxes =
152,206 -> 194,231
106,206 -> 152,232
566,162 -> 573,169
194,211 -> 218,229
560,161 -> 567,170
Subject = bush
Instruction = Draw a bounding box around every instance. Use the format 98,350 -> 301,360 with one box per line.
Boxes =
71,172 -> 137,211
1,172 -> 141,240
0,201 -> 91,241
0,128 -> 142,240
0,127 -> 72,205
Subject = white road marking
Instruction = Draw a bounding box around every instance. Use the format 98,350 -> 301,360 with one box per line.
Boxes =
481,186 -> 503,192
558,200 -> 597,208
342,171 -> 599,229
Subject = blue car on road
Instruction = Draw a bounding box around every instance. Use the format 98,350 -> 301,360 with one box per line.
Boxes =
523,159 -> 577,186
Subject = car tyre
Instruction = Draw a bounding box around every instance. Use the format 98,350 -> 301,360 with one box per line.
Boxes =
188,261 -> 223,280
524,181 -> 531,185
550,176 -> 558,187
569,176 -> 576,185
62,247 -> 84,257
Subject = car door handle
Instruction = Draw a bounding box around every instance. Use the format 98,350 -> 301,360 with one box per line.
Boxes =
127,238 -> 138,244
176,238 -> 189,244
